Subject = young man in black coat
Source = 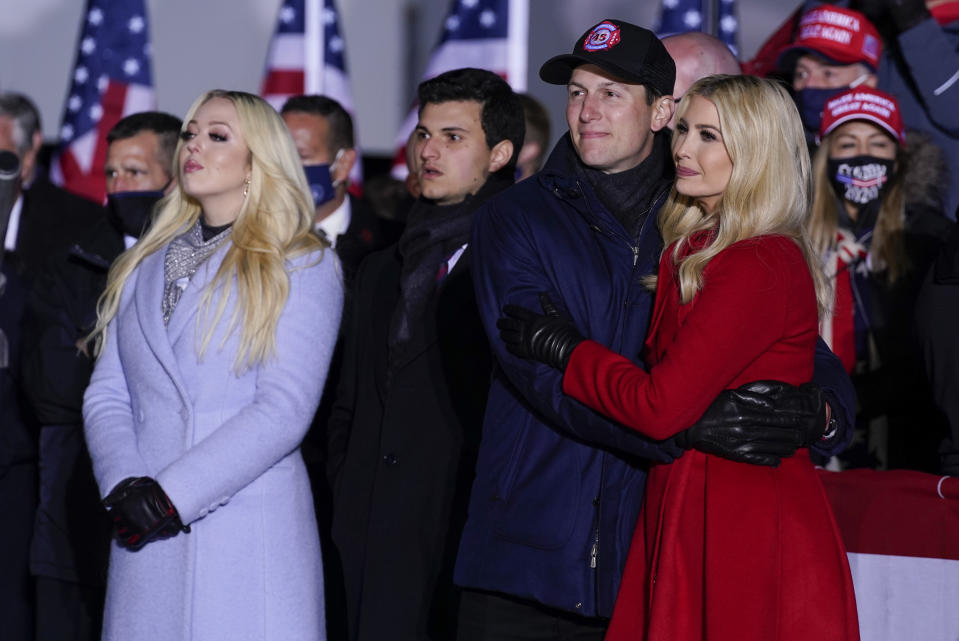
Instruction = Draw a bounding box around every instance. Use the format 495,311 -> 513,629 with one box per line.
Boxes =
327,68 -> 524,641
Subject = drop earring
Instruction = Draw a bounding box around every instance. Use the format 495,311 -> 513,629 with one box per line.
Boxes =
243,177 -> 250,198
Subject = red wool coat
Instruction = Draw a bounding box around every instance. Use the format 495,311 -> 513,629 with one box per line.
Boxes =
564,234 -> 859,641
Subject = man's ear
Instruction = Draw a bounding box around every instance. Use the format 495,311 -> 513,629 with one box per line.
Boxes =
487,139 -> 514,174
650,95 -> 675,133
333,148 -> 357,185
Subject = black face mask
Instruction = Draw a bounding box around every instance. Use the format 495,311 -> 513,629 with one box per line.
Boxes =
827,155 -> 896,207
106,188 -> 165,238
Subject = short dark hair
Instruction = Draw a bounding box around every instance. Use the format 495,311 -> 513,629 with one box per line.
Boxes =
0,92 -> 41,155
107,111 -> 182,176
417,68 -> 525,178
280,95 -> 355,155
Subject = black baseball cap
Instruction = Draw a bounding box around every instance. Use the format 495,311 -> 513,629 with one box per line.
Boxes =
539,19 -> 675,96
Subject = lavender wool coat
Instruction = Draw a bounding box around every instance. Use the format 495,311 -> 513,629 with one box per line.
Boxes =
83,238 -> 343,641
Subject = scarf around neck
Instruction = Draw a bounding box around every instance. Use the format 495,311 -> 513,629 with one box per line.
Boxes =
387,173 -> 511,372
162,220 -> 232,325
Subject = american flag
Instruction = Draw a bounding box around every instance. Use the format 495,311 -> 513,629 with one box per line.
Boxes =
261,0 -> 362,188
391,0 -> 529,179
657,0 -> 740,56
51,0 -> 155,204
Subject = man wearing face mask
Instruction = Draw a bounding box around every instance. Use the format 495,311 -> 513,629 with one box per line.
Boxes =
777,5 -> 881,147
20,111 -> 180,641
281,95 -> 399,285
279,95 -> 401,640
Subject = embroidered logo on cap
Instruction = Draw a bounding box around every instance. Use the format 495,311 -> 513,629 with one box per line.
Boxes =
583,21 -> 621,51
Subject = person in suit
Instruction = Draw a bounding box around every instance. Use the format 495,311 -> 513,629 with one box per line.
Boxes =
0,92 -> 103,276
82,90 -> 343,641
280,95 -> 400,284
0,240 -> 34,641
327,67 -> 524,641
21,110 -> 181,641
280,95 -> 402,639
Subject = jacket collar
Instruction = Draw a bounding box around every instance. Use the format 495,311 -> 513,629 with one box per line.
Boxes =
537,132 -> 672,241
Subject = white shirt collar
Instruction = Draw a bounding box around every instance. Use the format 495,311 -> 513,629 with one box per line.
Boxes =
315,196 -> 351,248
3,193 -> 23,252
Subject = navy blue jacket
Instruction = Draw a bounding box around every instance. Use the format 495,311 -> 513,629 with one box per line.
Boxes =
456,134 -> 855,618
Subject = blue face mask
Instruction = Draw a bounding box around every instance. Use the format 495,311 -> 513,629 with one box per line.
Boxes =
796,87 -> 846,135
795,74 -> 872,136
303,149 -> 344,209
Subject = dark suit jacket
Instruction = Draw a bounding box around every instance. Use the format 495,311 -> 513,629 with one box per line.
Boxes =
12,176 -> 105,277
334,195 -> 403,286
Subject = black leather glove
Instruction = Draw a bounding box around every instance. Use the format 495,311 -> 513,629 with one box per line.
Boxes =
673,381 -> 828,467
103,477 -> 190,551
886,0 -> 932,33
497,293 -> 584,371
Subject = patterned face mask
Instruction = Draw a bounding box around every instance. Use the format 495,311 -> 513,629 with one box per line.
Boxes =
827,156 -> 896,206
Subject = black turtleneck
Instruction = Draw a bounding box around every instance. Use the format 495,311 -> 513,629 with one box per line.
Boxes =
200,219 -> 233,241
578,131 -> 674,238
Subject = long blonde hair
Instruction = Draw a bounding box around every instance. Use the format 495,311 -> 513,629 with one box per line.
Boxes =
808,130 -> 907,282
89,89 -> 326,370
658,74 -> 830,316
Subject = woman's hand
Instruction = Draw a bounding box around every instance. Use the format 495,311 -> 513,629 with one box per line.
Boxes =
103,477 -> 190,550
497,293 -> 585,370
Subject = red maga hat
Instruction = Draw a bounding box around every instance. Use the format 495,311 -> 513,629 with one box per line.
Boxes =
778,6 -> 882,73
819,86 -> 906,146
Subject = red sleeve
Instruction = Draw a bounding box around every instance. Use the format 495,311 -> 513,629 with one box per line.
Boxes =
562,236 -> 810,440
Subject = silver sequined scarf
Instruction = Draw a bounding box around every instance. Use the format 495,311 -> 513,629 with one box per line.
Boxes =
162,221 -> 232,325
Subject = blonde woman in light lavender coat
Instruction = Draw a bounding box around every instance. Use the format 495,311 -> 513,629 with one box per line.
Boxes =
83,89 -> 342,641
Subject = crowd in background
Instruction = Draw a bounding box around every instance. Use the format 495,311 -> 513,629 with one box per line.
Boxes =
1,0 -> 958,640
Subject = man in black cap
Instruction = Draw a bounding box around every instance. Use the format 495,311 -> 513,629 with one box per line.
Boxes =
454,19 -> 855,639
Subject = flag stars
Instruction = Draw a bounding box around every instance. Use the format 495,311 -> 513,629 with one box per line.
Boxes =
123,58 -> 141,76
280,6 -> 296,23
323,7 -> 336,25
683,10 -> 703,28
329,35 -> 344,53
446,15 -> 461,31
68,95 -> 82,112
462,0 -> 479,8
663,0 -> 679,8
479,9 -> 496,28
98,75 -> 109,92
81,37 -> 96,55
89,104 -> 103,122
75,66 -> 89,84
60,124 -> 75,141
720,15 -> 737,33
88,7 -> 103,25
128,15 -> 145,33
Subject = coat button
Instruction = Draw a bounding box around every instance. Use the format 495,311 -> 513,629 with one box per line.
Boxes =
382,453 -> 398,466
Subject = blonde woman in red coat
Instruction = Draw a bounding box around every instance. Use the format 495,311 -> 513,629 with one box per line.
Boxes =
498,74 -> 859,641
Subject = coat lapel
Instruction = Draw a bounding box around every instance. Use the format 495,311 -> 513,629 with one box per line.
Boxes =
165,241 -> 229,349
134,248 -> 192,406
